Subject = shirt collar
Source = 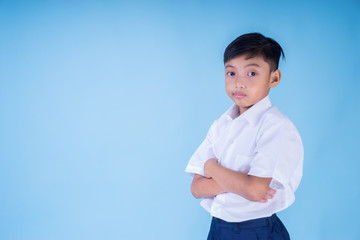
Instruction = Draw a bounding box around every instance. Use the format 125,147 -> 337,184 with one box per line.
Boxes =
224,95 -> 273,125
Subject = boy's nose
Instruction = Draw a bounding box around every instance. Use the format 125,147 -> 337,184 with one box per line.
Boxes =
235,75 -> 246,89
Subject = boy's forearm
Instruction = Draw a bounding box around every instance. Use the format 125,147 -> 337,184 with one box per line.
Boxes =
204,159 -> 273,202
191,174 -> 225,199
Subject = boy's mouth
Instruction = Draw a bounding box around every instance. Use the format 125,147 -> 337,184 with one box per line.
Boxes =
233,92 -> 246,99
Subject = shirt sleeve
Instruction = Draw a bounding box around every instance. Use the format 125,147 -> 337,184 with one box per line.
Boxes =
248,118 -> 304,191
185,121 -> 217,177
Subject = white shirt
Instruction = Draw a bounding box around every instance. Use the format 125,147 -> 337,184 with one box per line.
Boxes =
185,96 -> 303,222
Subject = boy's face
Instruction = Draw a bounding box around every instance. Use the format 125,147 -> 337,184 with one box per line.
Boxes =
225,55 -> 281,115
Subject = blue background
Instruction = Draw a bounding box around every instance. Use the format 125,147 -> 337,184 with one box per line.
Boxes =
1,0 -> 359,239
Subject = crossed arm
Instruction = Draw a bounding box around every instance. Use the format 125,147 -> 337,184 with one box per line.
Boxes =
191,158 -> 276,203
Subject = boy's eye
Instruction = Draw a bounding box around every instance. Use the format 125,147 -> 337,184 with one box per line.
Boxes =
226,72 -> 235,76
247,72 -> 256,77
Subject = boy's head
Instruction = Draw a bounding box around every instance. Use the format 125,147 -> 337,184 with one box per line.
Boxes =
224,32 -> 284,71
223,33 -> 285,115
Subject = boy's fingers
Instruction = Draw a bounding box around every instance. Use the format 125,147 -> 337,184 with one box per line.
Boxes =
267,188 -> 276,195
263,194 -> 274,199
260,194 -> 274,203
260,188 -> 277,202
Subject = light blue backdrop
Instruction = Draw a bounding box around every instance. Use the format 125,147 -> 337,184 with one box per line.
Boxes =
1,0 -> 359,239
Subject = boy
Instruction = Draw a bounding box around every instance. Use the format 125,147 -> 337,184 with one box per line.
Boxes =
185,33 -> 303,240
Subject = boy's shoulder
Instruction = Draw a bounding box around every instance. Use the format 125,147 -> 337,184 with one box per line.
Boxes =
260,106 -> 298,132
264,106 -> 289,122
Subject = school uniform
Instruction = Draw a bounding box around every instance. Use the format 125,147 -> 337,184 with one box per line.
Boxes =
185,96 -> 303,239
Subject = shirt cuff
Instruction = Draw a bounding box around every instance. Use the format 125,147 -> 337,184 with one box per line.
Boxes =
185,165 -> 205,177
248,166 -> 273,178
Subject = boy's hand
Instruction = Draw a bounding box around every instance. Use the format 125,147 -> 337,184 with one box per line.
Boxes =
258,188 -> 277,203
242,171 -> 277,203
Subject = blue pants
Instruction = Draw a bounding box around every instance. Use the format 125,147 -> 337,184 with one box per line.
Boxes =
207,214 -> 290,240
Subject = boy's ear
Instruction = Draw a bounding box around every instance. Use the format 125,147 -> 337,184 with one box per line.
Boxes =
270,69 -> 281,88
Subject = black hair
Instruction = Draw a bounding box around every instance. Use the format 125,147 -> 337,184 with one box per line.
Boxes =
223,33 -> 285,72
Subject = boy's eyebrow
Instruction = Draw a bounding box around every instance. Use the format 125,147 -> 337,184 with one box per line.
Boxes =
225,64 -> 235,68
244,63 -> 261,68
225,63 -> 261,68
